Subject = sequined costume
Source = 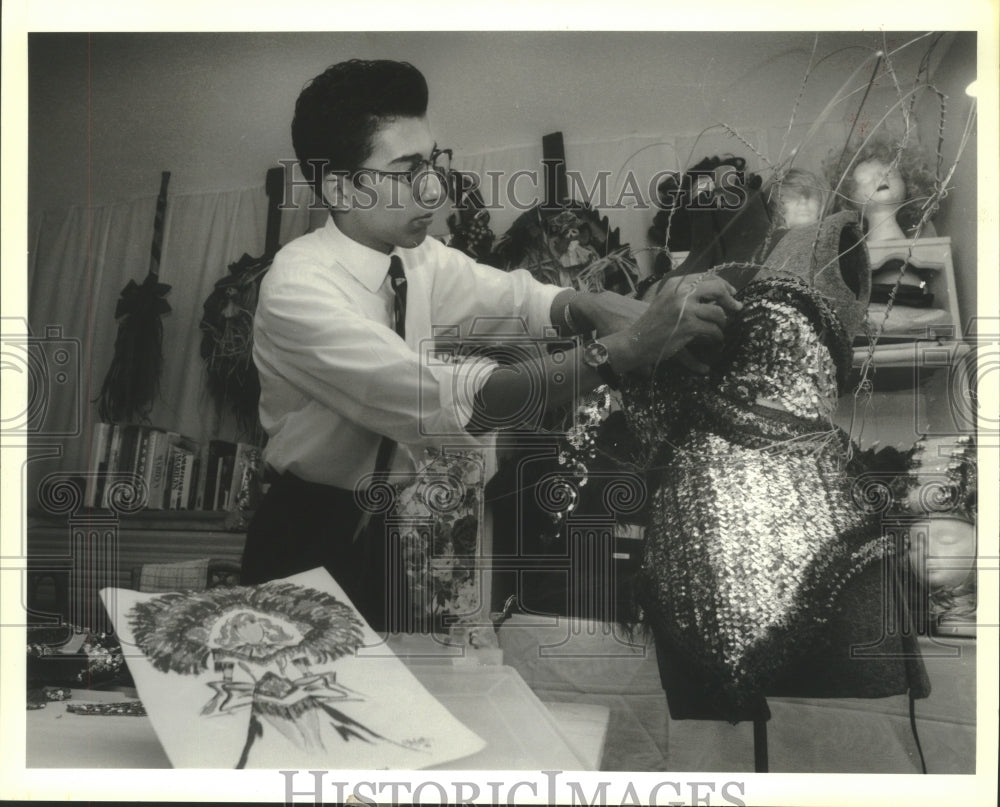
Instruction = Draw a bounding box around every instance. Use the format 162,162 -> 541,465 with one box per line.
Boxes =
621,212 -> 929,721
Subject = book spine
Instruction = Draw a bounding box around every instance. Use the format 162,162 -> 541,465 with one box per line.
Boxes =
227,443 -> 250,512
133,427 -> 154,506
168,447 -> 186,510
118,424 -> 142,493
147,431 -> 179,510
85,423 -> 112,508
216,452 -> 235,510
184,449 -> 200,510
101,425 -> 126,509
191,443 -> 209,510
229,445 -> 263,512
203,441 -> 223,511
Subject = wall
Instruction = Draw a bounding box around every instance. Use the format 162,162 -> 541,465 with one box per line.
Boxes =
29,31 -> 974,281
917,30 -> 979,329
30,31 -> 949,207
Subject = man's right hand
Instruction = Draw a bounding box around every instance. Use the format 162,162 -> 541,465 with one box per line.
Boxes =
620,273 -> 742,371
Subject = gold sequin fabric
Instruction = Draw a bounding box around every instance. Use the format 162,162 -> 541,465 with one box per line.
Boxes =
623,275 -> 883,714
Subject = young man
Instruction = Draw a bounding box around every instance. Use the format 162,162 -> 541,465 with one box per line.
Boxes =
241,59 -> 740,628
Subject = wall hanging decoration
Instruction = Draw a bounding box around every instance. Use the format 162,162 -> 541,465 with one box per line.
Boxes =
199,167 -> 284,439
101,566 -> 484,769
488,131 -> 639,296
445,178 -> 496,260
96,171 -> 173,424
490,204 -> 639,295
647,155 -> 770,277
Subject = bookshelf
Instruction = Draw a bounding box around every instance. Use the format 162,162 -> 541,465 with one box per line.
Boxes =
82,423 -> 263,514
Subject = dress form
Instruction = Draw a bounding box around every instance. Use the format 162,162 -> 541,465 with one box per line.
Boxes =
619,212 -> 928,727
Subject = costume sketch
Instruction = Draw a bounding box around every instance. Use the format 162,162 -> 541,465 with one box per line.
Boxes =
102,567 -> 484,768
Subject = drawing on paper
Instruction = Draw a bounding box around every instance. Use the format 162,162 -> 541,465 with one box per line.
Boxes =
128,581 -> 422,768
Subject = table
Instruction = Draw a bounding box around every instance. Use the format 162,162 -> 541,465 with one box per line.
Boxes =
26,663 -> 609,770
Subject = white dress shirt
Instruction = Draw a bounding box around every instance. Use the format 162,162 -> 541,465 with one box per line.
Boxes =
253,216 -> 562,491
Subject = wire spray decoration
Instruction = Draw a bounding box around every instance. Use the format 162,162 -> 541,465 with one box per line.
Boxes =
96,171 -> 173,424
555,33 -> 975,488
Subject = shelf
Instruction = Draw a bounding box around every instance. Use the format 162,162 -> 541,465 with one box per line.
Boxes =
863,237 -> 961,345
852,339 -> 971,370
846,340 -> 972,392
28,509 -> 239,532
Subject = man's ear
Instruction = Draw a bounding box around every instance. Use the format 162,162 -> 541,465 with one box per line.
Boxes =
322,172 -> 351,212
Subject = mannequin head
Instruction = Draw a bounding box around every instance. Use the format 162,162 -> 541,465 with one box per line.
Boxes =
823,136 -> 939,241
766,168 -> 830,229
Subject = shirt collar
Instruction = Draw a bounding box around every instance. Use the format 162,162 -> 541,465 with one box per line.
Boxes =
320,215 -> 409,293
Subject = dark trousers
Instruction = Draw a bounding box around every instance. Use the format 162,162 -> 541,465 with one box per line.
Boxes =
241,473 -> 390,630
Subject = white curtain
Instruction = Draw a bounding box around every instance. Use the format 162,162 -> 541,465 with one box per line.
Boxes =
26,184 -> 315,508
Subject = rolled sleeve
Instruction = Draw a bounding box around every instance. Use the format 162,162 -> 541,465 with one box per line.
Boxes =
430,353 -> 499,438
426,239 -> 562,340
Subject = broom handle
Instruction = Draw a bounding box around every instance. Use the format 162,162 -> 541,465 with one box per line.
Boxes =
149,171 -> 171,278
264,166 -> 284,259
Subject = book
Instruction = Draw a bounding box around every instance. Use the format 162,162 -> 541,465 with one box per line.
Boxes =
100,424 -> 127,509
202,440 -> 233,512
84,423 -> 113,508
167,445 -> 190,510
133,426 -> 158,506
216,452 -> 235,510
166,437 -> 201,510
208,441 -> 237,510
145,430 -> 178,510
192,443 -> 210,510
227,443 -> 263,512
184,446 -> 202,510
117,424 -> 144,490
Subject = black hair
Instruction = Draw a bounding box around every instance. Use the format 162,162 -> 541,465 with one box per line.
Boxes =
291,59 -> 429,198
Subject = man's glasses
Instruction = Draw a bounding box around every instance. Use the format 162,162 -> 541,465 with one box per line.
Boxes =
354,147 -> 453,203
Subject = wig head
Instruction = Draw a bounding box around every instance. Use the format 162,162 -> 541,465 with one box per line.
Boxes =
823,136 -> 939,233
765,168 -> 831,229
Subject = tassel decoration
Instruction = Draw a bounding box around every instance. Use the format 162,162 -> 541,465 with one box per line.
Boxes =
96,171 -> 172,424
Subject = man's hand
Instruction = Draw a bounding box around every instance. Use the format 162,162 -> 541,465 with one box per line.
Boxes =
620,273 -> 742,371
472,274 -> 741,432
568,290 -> 650,338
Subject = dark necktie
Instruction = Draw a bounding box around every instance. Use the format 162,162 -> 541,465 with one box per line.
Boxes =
388,255 -> 407,338
367,255 -> 407,497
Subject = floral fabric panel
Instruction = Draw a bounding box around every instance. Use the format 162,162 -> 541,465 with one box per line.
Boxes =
392,448 -> 486,628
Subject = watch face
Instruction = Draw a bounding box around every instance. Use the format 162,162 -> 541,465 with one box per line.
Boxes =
583,340 -> 610,367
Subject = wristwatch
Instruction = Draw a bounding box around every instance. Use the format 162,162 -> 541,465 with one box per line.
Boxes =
581,339 -> 621,389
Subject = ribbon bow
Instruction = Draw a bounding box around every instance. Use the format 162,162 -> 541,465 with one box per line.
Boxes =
201,671 -> 354,717
113,272 -> 172,320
